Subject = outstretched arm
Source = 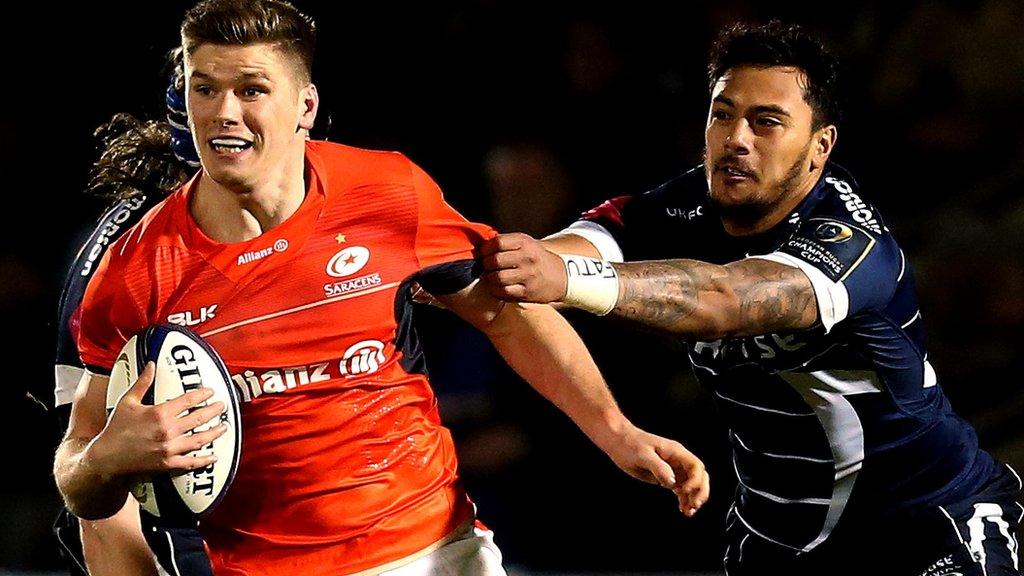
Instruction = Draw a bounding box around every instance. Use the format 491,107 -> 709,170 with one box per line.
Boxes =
610,257 -> 817,339
480,232 -> 818,340
435,279 -> 710,515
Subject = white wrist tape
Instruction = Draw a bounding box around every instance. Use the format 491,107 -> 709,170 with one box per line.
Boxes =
560,255 -> 620,316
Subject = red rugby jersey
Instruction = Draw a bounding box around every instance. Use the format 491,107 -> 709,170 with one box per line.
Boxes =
79,141 -> 494,575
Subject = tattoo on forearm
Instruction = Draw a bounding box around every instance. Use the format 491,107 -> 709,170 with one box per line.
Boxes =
612,258 -> 817,338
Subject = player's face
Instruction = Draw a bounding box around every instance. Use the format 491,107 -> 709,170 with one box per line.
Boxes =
704,65 -> 832,219
185,43 -> 317,192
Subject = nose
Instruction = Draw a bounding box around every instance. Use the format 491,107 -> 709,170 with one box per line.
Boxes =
211,91 -> 242,127
724,119 -> 752,155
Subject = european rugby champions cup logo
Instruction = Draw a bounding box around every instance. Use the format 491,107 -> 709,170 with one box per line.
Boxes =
813,222 -> 854,243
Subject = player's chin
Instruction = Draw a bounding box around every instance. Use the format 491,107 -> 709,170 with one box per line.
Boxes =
206,166 -> 259,192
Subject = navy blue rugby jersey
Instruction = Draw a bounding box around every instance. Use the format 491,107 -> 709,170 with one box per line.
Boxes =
571,163 -> 999,552
54,193 -> 163,408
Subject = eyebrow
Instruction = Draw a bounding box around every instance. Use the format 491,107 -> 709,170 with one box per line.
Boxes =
190,70 -> 272,82
712,95 -> 791,117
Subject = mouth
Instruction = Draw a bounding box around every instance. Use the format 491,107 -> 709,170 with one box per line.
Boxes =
716,163 -> 756,181
208,137 -> 254,155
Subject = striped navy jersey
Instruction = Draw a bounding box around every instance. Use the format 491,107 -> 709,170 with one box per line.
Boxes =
54,193 -> 162,408
572,163 -> 998,552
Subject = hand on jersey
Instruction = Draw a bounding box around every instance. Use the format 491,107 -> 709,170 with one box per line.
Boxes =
480,233 -> 568,304
601,422 -> 710,517
92,362 -> 227,478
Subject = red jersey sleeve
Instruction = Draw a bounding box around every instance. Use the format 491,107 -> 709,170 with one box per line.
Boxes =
77,247 -> 146,374
411,160 -> 495,267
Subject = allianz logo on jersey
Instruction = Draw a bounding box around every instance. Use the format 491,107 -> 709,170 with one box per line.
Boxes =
825,176 -> 881,234
237,239 -> 289,266
229,339 -> 387,402
167,304 -> 218,327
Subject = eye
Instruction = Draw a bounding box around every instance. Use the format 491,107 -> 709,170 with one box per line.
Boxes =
240,86 -> 268,99
756,116 -> 783,127
710,109 -> 731,121
192,84 -> 214,96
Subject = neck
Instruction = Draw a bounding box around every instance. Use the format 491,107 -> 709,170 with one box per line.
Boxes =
191,144 -> 307,243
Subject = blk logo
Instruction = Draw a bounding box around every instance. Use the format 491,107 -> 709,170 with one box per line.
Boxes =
167,305 -> 218,327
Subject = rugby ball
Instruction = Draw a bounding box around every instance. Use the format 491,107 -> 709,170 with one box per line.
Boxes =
106,324 -> 242,524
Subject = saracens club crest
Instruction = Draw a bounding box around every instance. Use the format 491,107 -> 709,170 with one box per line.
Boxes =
326,246 -> 370,278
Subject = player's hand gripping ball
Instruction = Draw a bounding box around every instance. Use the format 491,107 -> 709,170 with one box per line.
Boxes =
106,324 -> 242,524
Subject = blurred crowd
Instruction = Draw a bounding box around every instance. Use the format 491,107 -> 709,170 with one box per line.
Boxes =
2,0 -> 1022,572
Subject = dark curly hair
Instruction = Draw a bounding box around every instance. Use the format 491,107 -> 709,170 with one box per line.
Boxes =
88,114 -> 193,201
708,21 -> 842,130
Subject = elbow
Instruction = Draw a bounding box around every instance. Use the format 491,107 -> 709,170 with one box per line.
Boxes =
61,489 -> 124,522
688,293 -> 745,341
474,300 -> 525,340
54,445 -> 123,521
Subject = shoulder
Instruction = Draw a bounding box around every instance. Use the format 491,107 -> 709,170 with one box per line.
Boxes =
70,193 -> 165,280
582,165 -> 708,223
306,140 -> 422,186
808,164 -> 889,238
777,164 -> 904,288
630,165 -> 708,212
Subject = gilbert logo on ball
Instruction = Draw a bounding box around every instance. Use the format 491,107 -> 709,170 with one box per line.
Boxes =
106,324 -> 242,524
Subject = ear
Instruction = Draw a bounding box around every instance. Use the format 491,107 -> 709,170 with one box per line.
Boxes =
810,124 -> 837,170
297,83 -> 319,132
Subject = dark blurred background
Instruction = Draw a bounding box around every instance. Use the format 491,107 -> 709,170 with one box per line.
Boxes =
2,1 -> 1023,573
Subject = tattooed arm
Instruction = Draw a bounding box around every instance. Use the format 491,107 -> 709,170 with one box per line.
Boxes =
611,258 -> 817,339
480,232 -> 819,339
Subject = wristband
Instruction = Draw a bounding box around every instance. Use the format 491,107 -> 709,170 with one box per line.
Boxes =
559,255 -> 620,316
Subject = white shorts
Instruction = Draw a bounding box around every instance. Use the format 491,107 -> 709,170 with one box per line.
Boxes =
379,523 -> 506,576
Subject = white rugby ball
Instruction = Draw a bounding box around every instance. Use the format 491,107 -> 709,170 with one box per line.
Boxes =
106,324 -> 241,524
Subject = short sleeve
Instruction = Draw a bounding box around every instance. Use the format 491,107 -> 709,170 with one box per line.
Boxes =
411,161 -> 495,295
572,196 -> 635,261
753,217 -> 902,333
77,248 -> 147,375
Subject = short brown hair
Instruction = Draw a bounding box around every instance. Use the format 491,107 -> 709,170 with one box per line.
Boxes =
181,0 -> 316,82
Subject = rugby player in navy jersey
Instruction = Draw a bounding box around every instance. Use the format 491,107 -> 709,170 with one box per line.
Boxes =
53,64 -> 212,576
480,21 -> 1023,575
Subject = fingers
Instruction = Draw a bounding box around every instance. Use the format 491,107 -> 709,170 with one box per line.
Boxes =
123,361 -> 156,402
166,422 -> 229,461
480,233 -> 529,257
651,459 -> 678,490
164,450 -> 220,475
653,441 -> 710,517
675,470 -> 711,517
480,233 -> 546,271
170,401 -> 226,436
485,267 -> 532,287
481,248 -> 528,274
164,386 -> 217,416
